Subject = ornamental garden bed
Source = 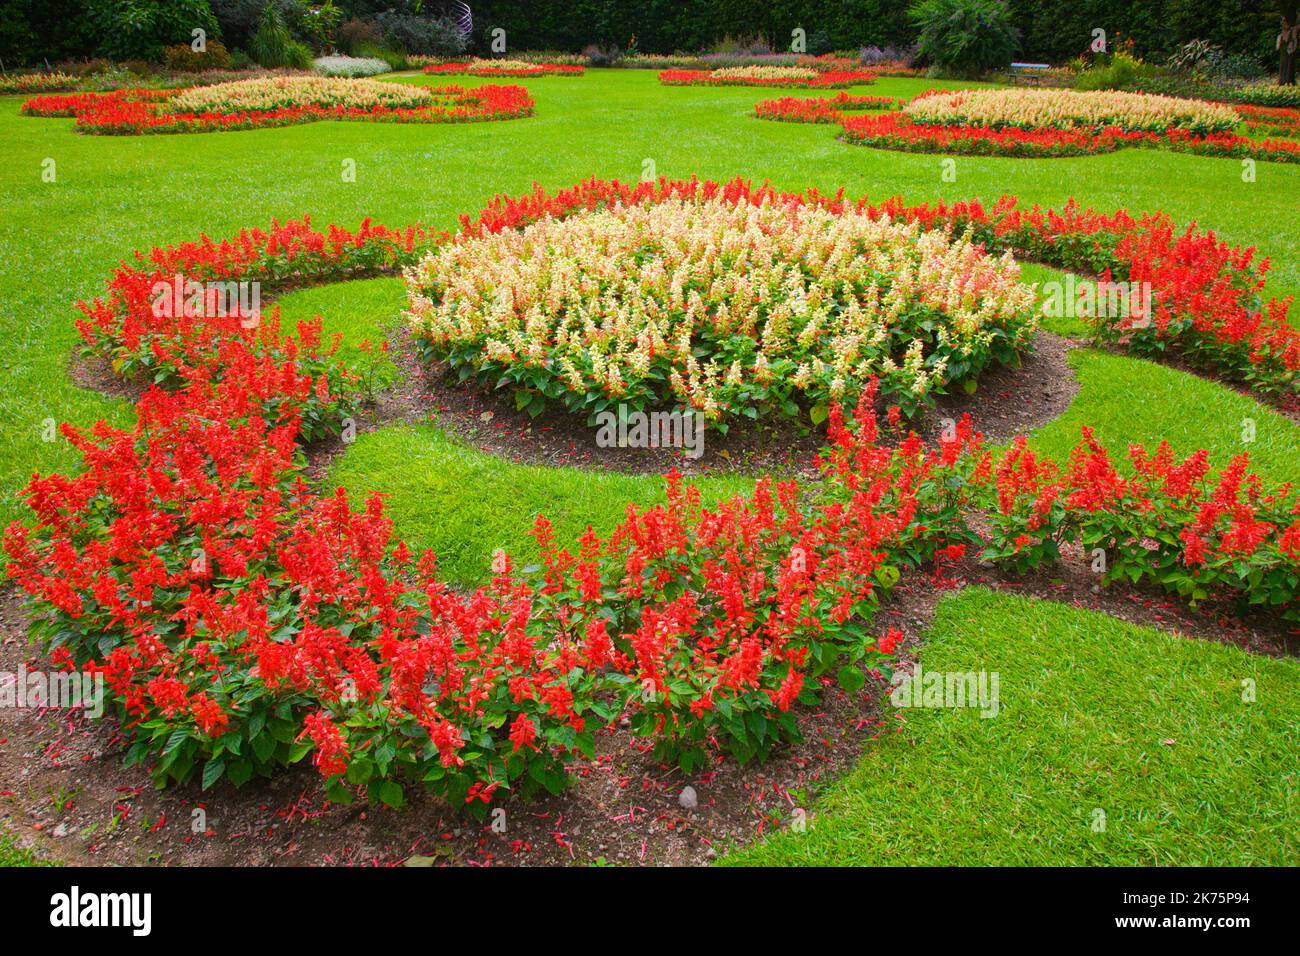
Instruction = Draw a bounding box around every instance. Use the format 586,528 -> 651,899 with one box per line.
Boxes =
5,59 -> 1300,873
659,66 -> 877,88
756,87 -> 1300,163
422,59 -> 585,77
7,177 -> 1300,825
20,76 -> 534,133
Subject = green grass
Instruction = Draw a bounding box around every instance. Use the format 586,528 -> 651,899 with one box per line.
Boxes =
274,275 -> 405,373
330,424 -> 752,588
726,587 -> 1300,866
1031,348 -> 1300,486
0,834 -> 46,867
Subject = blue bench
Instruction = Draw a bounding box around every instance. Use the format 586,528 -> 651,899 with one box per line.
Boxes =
1008,62 -> 1051,85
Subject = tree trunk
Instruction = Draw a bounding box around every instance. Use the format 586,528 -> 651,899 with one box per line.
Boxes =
1282,1 -> 1299,85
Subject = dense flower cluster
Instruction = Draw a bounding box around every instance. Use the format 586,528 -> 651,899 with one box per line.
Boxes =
423,59 -> 584,76
438,178 -> 1298,398
659,66 -> 876,88
903,88 -> 1240,135
21,77 -> 534,134
404,193 -> 1038,424
985,430 -> 1300,620
753,92 -> 903,124
8,177 -> 1300,810
0,70 -> 78,94
1237,104 -> 1300,139
313,56 -> 393,78
73,216 -> 441,441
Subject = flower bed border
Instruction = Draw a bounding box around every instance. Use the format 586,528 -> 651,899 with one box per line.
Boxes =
21,84 -> 535,134
659,68 -> 876,89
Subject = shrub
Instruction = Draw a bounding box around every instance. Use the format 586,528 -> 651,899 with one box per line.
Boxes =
85,0 -> 222,62
249,3 -> 313,70
336,17 -> 382,56
299,0 -> 342,53
1073,50 -> 1160,91
582,43 -> 623,67
162,40 -> 232,72
860,44 -> 918,68
909,0 -> 1019,79
375,12 -> 467,57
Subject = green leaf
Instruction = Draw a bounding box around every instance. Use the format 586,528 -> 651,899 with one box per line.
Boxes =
837,665 -> 866,694
201,760 -> 225,791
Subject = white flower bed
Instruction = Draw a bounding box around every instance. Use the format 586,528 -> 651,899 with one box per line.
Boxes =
313,56 -> 392,78
904,88 -> 1239,135
405,195 -> 1038,423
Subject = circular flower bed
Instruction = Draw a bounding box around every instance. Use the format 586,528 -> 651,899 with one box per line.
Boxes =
21,76 -> 534,134
754,92 -> 904,123
423,58 -> 584,77
404,192 -> 1038,425
903,88 -> 1239,135
754,88 -> 1300,164
660,66 -> 876,88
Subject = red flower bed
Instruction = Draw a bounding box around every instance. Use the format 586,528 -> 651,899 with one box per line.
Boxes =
985,430 -> 1300,619
659,68 -> 876,89
21,85 -> 534,134
1237,104 -> 1300,138
836,110 -> 1300,164
8,177 -> 1299,808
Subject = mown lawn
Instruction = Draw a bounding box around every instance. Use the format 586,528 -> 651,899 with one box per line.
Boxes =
2,68 -> 1298,865
726,588 -> 1300,866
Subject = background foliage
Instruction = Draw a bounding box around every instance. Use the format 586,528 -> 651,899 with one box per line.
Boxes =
0,0 -> 1283,68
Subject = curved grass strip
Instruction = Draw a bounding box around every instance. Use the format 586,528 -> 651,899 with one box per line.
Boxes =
1030,348 -> 1300,486
329,424 -> 753,589
724,587 -> 1300,866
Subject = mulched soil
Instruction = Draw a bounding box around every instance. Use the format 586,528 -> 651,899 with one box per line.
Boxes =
305,327 -> 1080,483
